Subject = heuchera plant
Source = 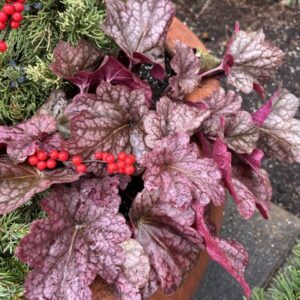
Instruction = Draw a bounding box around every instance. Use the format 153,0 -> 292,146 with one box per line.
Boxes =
0,0 -> 299,299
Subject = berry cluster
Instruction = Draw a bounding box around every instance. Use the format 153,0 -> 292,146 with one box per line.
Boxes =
27,149 -> 136,176
94,151 -> 136,175
0,0 -> 25,53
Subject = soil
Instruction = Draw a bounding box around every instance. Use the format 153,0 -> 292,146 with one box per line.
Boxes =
173,0 -> 300,216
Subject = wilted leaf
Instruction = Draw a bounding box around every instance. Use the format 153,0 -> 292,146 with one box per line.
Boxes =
144,97 -> 210,148
169,41 -> 201,99
225,27 -> 284,94
0,115 -> 57,162
64,82 -> 149,161
193,204 -> 251,298
258,90 -> 300,163
142,133 -> 225,208
225,111 -> 259,154
129,189 -> 201,295
16,180 -> 131,300
37,89 -> 68,120
103,0 -> 175,79
0,158 -> 79,215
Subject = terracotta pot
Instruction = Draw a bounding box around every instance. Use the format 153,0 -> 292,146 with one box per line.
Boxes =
91,17 -> 223,300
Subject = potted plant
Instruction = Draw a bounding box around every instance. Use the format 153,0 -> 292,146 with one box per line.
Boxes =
0,0 -> 299,299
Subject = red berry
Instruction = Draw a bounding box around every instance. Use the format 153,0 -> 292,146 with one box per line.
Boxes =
36,150 -> 48,161
72,155 -> 83,166
12,12 -> 22,22
13,2 -> 24,12
125,165 -> 135,176
2,4 -> 15,15
0,12 -> 8,22
49,149 -> 59,160
76,164 -> 87,173
10,20 -> 20,29
125,156 -> 135,165
58,151 -> 69,162
0,22 -> 6,30
46,159 -> 57,169
37,161 -> 47,171
28,155 -> 38,166
118,152 -> 127,161
118,167 -> 125,174
105,154 -> 115,164
107,163 -> 117,174
102,152 -> 109,161
0,40 -> 8,53
94,152 -> 103,160
118,161 -> 126,170
17,0 -> 26,2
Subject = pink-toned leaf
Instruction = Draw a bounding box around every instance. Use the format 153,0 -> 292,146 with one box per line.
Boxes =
252,90 -> 281,125
0,158 -> 79,215
115,239 -> 151,300
142,133 -> 225,208
225,111 -> 259,154
201,88 -> 242,136
0,115 -> 57,162
144,97 -> 210,148
192,204 -> 251,298
238,149 -> 264,171
212,139 -> 255,219
232,165 -> 272,219
211,139 -> 270,219
50,40 -> 102,91
225,27 -> 284,94
169,41 -> 201,99
16,180 -> 131,300
103,0 -> 175,79
64,82 -> 149,162
258,90 -> 300,163
129,189 -> 202,295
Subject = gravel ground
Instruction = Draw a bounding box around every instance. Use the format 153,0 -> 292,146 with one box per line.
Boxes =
174,0 -> 300,216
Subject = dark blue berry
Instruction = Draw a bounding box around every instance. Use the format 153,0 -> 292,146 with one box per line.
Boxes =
17,75 -> 26,84
9,81 -> 18,89
33,3 -> 43,10
9,59 -> 17,68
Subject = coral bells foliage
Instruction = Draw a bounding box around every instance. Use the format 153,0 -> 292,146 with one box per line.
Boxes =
0,0 -> 299,299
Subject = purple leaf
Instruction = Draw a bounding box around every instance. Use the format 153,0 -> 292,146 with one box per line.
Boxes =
225,27 -> 284,94
16,180 -> 131,300
64,82 -> 149,161
212,139 -> 270,219
144,97 -> 210,148
129,189 -> 202,295
103,0 -> 175,79
0,115 -> 58,163
201,88 -> 242,136
232,165 -> 272,219
50,40 -> 102,90
192,204 -> 251,298
212,139 -> 255,219
225,111 -> 260,154
93,56 -> 153,101
0,158 -> 79,215
169,41 -> 201,99
142,133 -> 225,208
258,90 -> 300,163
